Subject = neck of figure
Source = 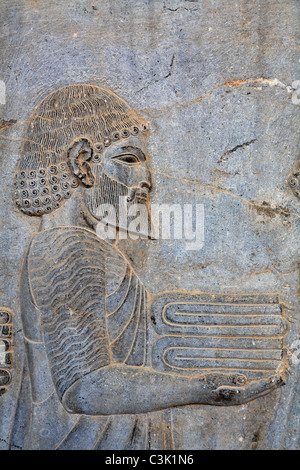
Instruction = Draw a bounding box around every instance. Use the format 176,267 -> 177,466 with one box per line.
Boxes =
39,188 -> 95,232
38,188 -> 118,246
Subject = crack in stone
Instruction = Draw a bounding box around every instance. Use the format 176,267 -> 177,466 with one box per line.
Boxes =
165,6 -> 181,12
0,119 -> 17,131
217,139 -> 257,164
139,78 -> 293,115
163,1 -> 200,13
136,53 -> 175,93
0,437 -> 22,450
151,168 -> 300,219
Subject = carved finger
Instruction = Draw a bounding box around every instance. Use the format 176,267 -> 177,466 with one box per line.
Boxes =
211,375 -> 284,405
206,372 -> 247,387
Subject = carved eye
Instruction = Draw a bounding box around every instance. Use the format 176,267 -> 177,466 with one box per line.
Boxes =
113,154 -> 140,165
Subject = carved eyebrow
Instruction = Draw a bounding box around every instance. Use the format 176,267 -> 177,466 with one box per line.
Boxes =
110,146 -> 146,162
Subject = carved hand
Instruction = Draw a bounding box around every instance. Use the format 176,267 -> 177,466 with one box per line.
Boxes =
193,372 -> 284,405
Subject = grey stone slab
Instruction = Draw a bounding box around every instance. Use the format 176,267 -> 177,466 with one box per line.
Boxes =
0,0 -> 299,450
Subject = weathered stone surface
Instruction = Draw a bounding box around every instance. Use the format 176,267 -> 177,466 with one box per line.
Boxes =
0,0 -> 299,450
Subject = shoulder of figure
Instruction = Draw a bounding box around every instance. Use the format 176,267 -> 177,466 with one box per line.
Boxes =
28,225 -> 129,263
27,226 -> 127,310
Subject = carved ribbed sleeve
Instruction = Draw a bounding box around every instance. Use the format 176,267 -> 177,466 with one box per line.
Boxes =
28,226 -> 149,400
28,227 -> 111,399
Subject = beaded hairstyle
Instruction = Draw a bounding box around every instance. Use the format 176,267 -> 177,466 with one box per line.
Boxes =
13,84 -> 147,216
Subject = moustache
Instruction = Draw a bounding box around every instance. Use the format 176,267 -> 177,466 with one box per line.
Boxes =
127,187 -> 149,203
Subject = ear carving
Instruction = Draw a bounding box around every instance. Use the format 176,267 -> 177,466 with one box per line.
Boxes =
67,138 -> 95,187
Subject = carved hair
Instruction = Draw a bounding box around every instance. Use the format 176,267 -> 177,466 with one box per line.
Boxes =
13,84 -> 146,216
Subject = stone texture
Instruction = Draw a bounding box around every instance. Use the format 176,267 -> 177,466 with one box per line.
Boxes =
0,0 -> 299,450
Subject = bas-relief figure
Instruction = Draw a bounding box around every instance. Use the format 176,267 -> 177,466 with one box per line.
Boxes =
9,84 -> 287,450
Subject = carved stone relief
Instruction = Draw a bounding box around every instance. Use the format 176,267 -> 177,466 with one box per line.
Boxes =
0,309 -> 12,397
1,0 -> 299,451
2,84 -> 289,449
